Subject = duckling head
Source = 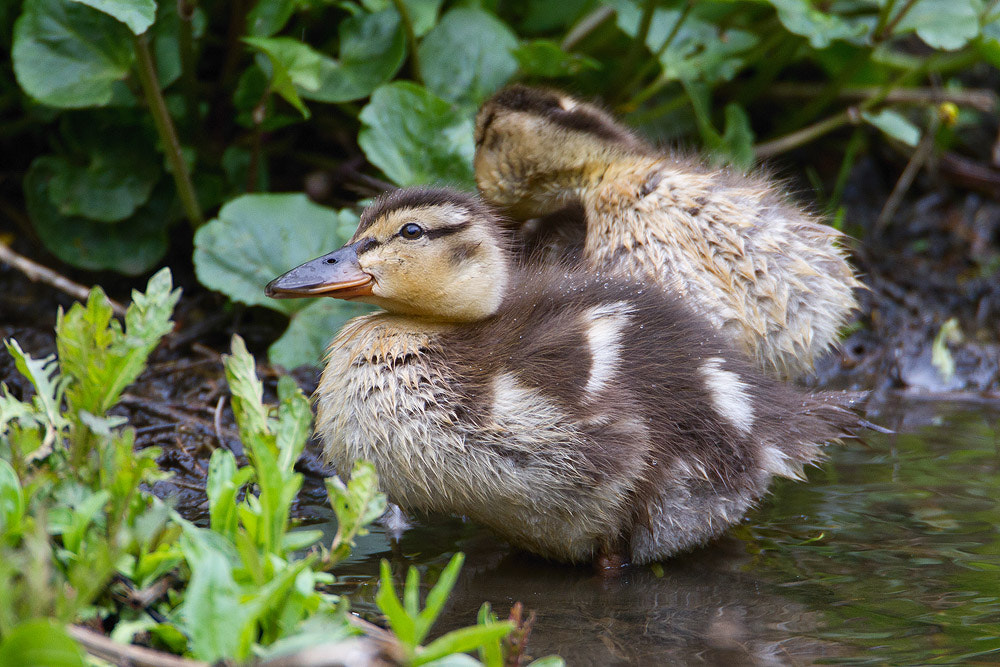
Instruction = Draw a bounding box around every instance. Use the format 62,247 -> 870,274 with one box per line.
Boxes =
474,85 -> 652,219
266,188 -> 511,322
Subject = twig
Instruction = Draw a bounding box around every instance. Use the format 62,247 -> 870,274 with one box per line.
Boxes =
213,395 -> 226,450
561,6 -> 615,51
755,107 -> 860,159
68,625 -> 208,667
133,33 -> 204,229
390,0 -> 423,84
767,84 -> 997,112
874,113 -> 941,234
0,242 -> 126,316
877,0 -> 921,41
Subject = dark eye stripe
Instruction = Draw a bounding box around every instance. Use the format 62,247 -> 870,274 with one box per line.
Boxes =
423,221 -> 471,240
355,237 -> 381,255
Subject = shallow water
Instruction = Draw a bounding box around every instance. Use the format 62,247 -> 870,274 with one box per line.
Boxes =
320,399 -> 1000,665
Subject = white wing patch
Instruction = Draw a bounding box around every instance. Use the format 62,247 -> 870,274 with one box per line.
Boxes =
582,301 -> 632,399
699,357 -> 755,434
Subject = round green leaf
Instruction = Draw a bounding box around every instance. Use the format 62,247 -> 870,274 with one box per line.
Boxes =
512,40 -> 599,78
193,193 -> 360,315
764,0 -> 871,48
0,620 -> 87,667
269,299 -> 371,369
358,82 -> 475,188
418,7 -> 518,109
68,0 -> 156,35
361,0 -> 442,37
303,9 -> 406,104
25,157 -> 171,274
12,0 -> 134,108
893,0 -> 980,50
47,125 -> 160,222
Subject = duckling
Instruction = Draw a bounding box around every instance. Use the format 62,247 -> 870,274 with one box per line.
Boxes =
474,85 -> 863,379
266,187 -> 860,566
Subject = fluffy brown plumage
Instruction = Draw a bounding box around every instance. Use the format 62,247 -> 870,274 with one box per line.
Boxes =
475,85 -> 863,379
267,188 -> 862,565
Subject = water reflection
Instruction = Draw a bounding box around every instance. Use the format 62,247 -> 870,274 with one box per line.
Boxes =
325,399 -> 1000,664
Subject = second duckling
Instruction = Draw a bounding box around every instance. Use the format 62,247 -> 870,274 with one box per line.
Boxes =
475,85 -> 863,379
267,188 -> 860,566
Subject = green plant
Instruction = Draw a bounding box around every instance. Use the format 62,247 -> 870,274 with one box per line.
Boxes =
0,272 -> 515,664
375,553 -> 562,666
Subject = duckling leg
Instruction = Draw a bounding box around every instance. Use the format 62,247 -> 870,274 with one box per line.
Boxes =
380,503 -> 412,542
595,536 -> 630,573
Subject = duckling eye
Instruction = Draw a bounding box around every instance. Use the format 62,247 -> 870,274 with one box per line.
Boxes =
400,223 -> 424,240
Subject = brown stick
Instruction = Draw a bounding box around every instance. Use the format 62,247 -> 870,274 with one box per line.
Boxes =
0,242 -> 127,317
67,625 -> 209,667
767,83 -> 997,112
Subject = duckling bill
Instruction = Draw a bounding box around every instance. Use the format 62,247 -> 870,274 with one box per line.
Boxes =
267,188 -> 863,566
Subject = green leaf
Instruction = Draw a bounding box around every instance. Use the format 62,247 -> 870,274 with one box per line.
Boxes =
179,535 -> 252,661
476,603 -> 503,667
512,40 -> 599,77
362,0 -> 443,37
248,0 -> 298,37
415,623 -> 515,666
611,1 -> 758,83
46,123 -> 160,223
0,460 -> 25,541
764,0 -> 872,48
719,103 -> 755,169
862,109 -> 920,147
275,374 -> 312,469
12,0 -> 134,108
0,619 -> 87,667
223,335 -> 270,443
268,299 -> 367,369
892,0 -> 981,50
245,36 -> 319,118
68,0 -> 157,35
358,82 -> 476,188
303,9 -> 406,104
376,559 -> 418,647
4,339 -> 66,431
193,193 -> 360,314
56,268 -> 180,417
325,461 -> 387,565
25,158 -> 171,274
416,553 -> 464,643
419,8 -> 518,109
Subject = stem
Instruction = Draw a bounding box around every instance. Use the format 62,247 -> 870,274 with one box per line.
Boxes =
390,0 -> 422,84
878,0 -> 920,41
619,1 -> 692,109
755,109 -> 857,158
133,33 -> 204,229
768,83 -> 997,112
827,127 -> 866,214
872,0 -> 897,38
874,112 -> 941,234
617,0 -> 657,99
561,6 -> 615,51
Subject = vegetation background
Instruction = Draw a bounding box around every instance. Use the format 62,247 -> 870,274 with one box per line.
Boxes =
1,0 -> 999,664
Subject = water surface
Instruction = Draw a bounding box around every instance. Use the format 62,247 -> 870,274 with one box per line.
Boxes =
323,399 -> 1000,665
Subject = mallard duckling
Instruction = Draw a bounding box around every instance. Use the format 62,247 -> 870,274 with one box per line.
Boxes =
266,188 -> 859,566
474,85 -> 863,378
